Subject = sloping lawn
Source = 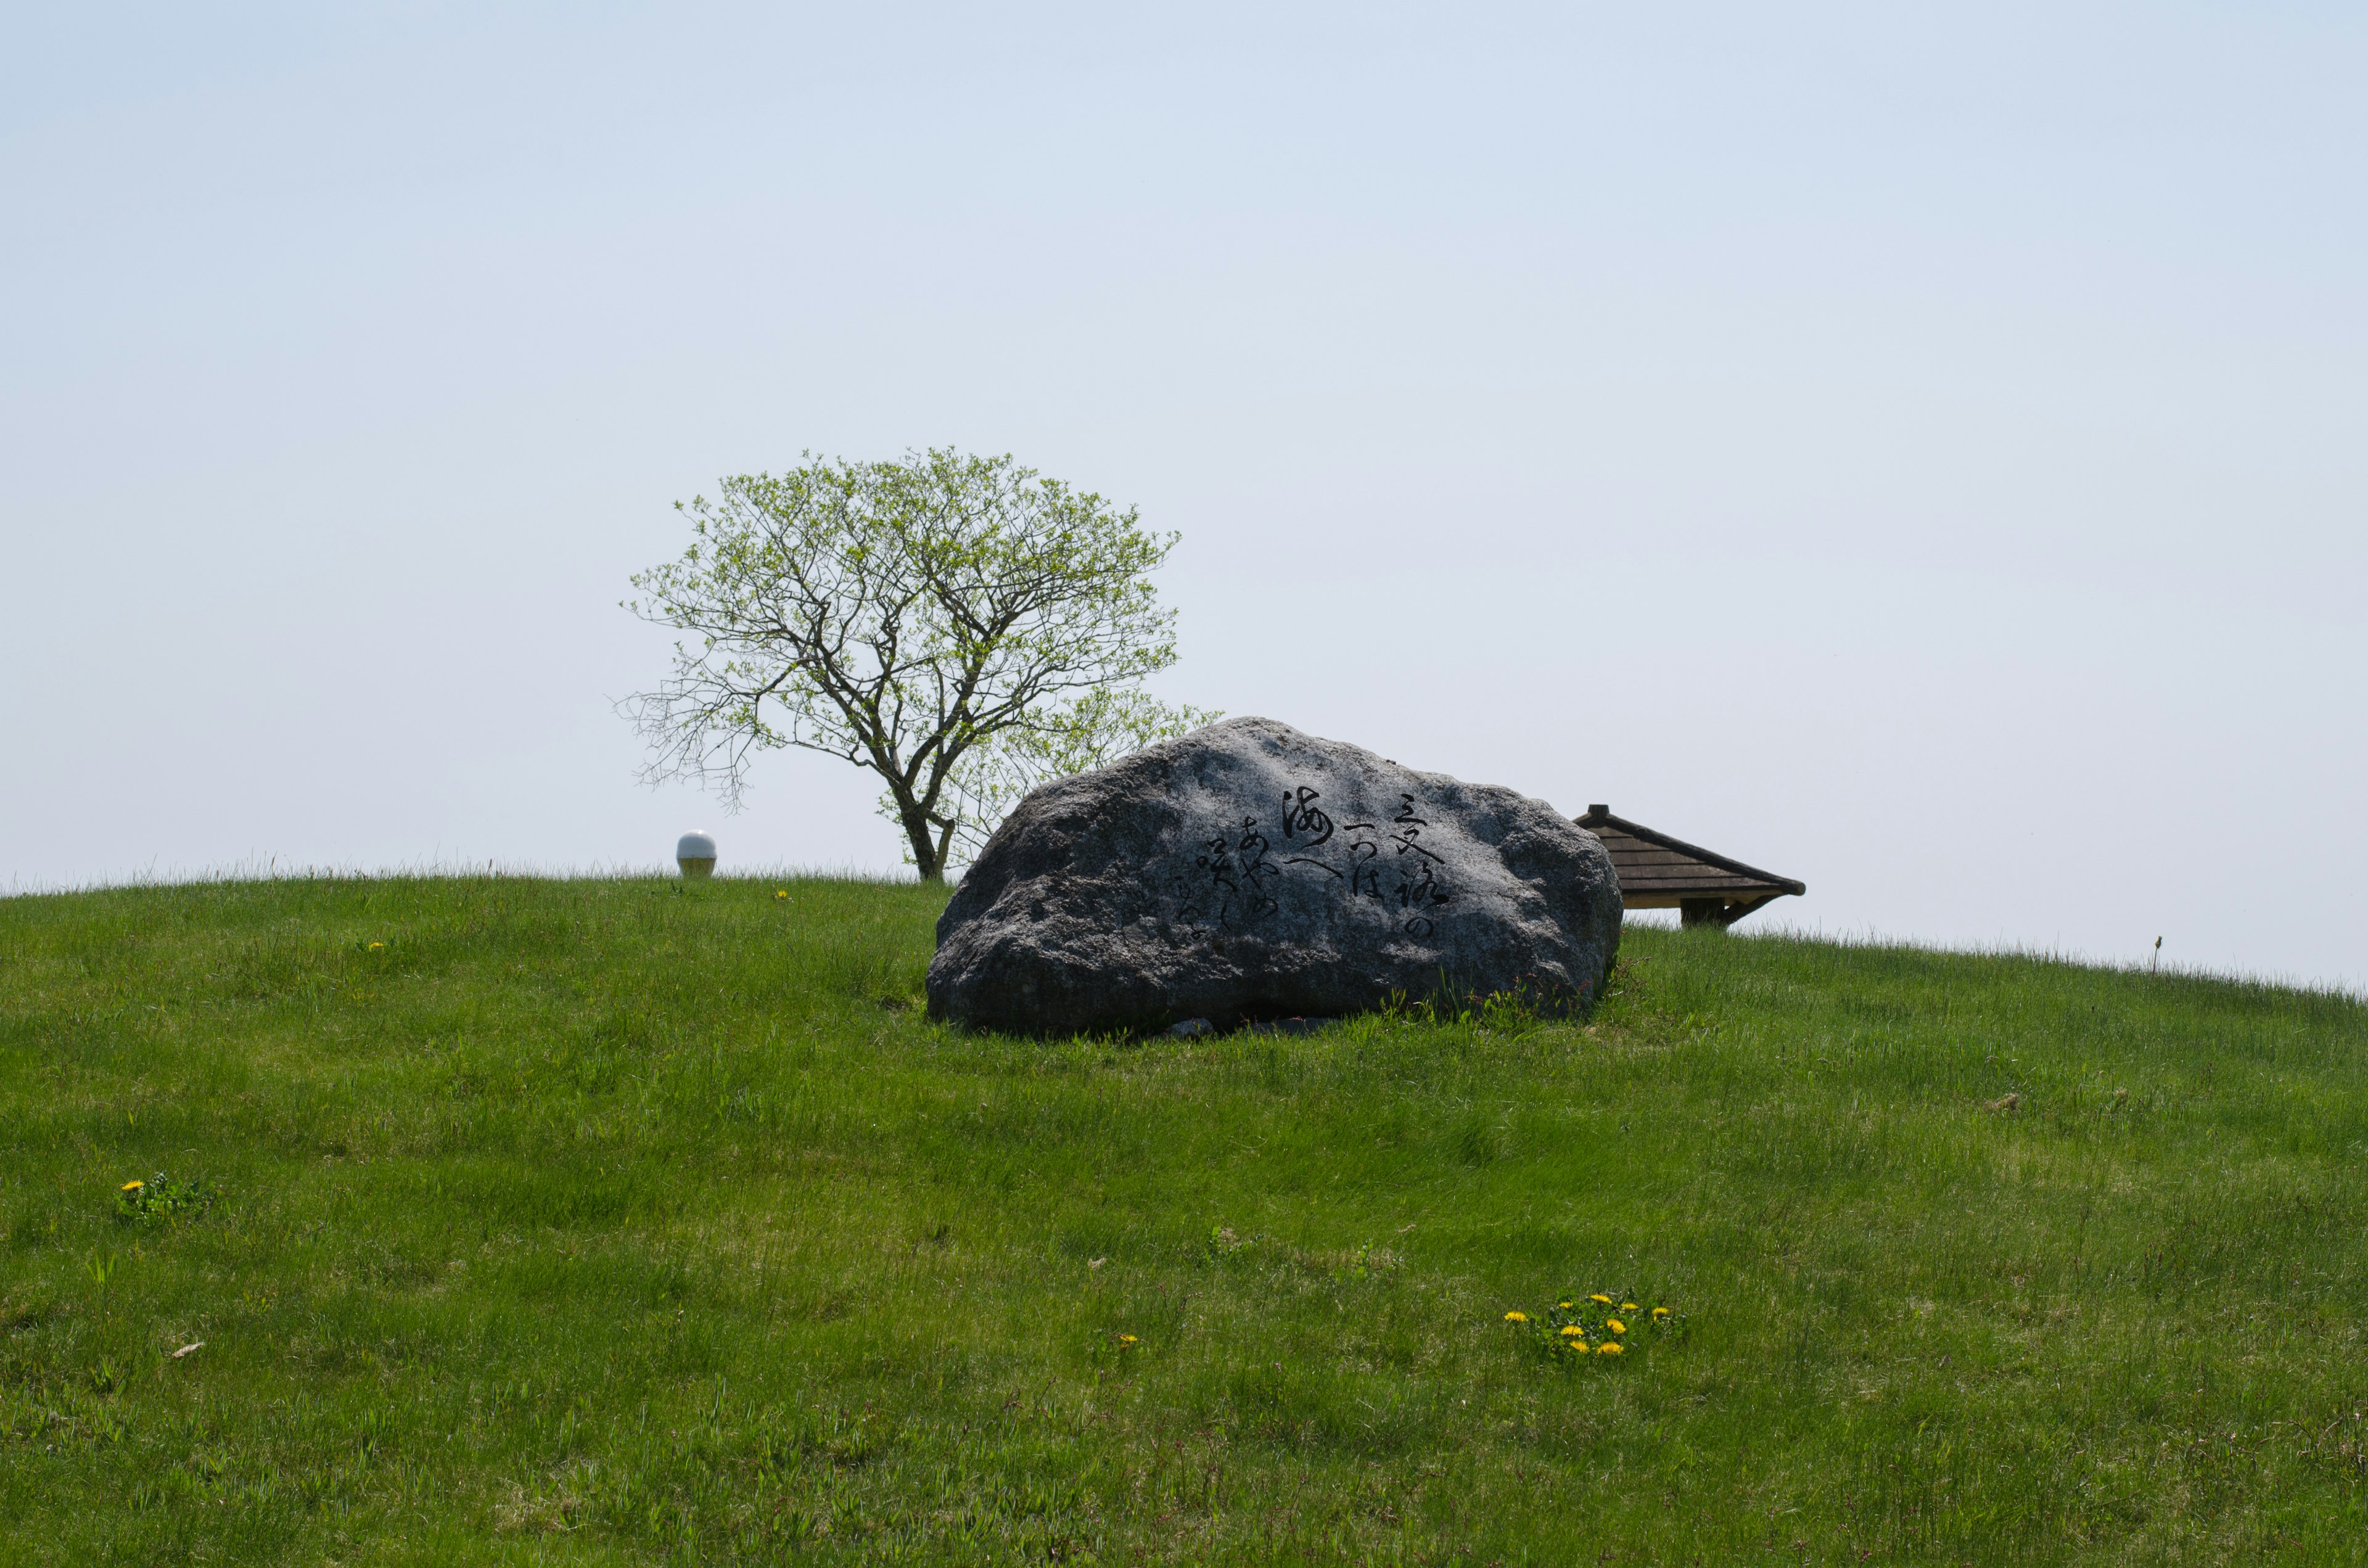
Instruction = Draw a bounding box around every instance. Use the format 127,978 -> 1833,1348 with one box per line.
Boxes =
2,876 -> 2364,1564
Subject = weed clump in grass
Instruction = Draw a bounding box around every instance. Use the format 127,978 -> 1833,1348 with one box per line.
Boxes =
1373,970 -> 1602,1034
113,1172 -> 211,1225
1504,1292 -> 1684,1361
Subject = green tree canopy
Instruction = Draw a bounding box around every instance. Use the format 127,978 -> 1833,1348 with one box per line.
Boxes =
624,449 -> 1213,880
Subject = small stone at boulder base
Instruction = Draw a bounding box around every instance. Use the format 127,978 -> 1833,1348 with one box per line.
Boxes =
1166,1017 -> 1216,1039
927,717 -> 1622,1035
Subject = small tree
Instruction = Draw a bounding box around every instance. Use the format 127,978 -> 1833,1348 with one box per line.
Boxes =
623,449 -> 1213,880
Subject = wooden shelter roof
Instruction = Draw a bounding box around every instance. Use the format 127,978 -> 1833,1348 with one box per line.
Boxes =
1574,805 -> 1805,925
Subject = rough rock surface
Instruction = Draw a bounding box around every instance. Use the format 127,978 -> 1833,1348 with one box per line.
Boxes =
927,717 -> 1622,1035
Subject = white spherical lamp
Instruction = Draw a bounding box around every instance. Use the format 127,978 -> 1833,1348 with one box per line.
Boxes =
676,831 -> 717,879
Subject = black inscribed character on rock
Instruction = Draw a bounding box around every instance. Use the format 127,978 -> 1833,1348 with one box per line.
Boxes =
1344,816 -> 1383,903
1169,831 -> 1240,932
1280,785 -> 1344,881
1236,816 -> 1281,920
1280,786 -> 1334,847
1387,794 -> 1454,937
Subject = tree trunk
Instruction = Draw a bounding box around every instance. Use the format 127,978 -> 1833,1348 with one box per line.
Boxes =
899,801 -> 945,881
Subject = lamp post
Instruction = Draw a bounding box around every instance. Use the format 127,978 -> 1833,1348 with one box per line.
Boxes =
676,831 -> 717,879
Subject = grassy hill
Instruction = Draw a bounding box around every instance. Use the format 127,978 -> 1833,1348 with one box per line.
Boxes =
2,876 -> 2364,1565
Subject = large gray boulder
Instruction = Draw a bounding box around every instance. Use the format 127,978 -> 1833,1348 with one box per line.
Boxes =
927,717 -> 1622,1035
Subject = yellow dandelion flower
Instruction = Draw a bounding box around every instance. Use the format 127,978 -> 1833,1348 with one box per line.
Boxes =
1651,1306 -> 1671,1320
1606,1318 -> 1626,1334
1503,1310 -> 1527,1323
368,941 -> 384,951
1597,1341 -> 1622,1355
1558,1300 -> 1574,1309
1118,1334 -> 1138,1344
1621,1302 -> 1639,1312
775,890 -> 788,900
1590,1294 -> 1613,1305
120,1180 -> 143,1192
1558,1324 -> 1585,1337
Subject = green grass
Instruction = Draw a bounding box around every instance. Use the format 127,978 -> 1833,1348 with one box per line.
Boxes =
3,876 -> 2366,1564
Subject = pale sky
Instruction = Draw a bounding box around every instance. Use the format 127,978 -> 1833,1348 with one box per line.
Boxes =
6,3 -> 2362,989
